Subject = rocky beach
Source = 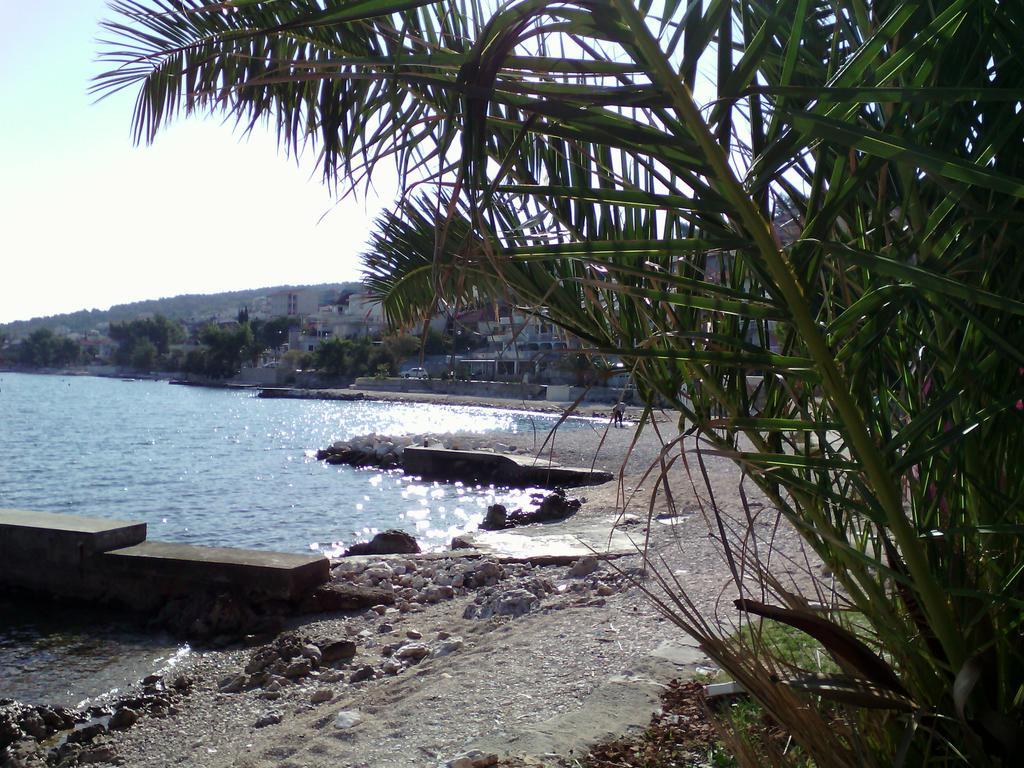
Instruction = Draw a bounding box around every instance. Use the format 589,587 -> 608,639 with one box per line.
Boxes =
2,396 -> 813,768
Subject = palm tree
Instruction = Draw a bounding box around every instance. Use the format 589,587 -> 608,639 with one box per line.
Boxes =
97,1 -> 1023,764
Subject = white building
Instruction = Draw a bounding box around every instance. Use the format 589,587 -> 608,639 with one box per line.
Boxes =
268,288 -> 320,319
306,293 -> 386,339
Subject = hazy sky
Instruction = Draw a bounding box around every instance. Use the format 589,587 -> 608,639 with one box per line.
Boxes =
0,2 -> 398,324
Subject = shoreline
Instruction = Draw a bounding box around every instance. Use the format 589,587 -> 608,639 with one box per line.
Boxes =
1,368 -> 643,421
262,385 -> 639,421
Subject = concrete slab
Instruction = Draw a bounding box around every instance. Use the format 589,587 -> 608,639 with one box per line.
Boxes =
0,508 -> 148,600
0,508 -> 147,553
101,540 -> 330,601
403,446 -> 613,487
454,514 -> 640,564
470,636 -> 708,761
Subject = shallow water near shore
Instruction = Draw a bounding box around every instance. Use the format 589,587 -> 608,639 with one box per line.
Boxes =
0,371 -> 587,707
0,595 -> 187,709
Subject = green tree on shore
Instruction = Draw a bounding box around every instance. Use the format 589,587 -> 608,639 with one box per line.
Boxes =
313,336 -> 398,379
251,316 -> 293,352
183,323 -> 255,379
17,328 -> 80,368
109,315 -> 185,370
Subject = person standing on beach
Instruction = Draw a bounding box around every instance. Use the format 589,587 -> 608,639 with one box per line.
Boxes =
612,401 -> 626,428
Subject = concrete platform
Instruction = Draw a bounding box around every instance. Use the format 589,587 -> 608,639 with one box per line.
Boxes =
403,446 -> 613,487
0,509 -> 329,611
0,508 -> 147,555
469,635 -> 707,761
0,509 -> 147,596
101,540 -> 329,601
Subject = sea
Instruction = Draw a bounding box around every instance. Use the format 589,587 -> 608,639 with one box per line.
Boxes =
0,371 -> 583,707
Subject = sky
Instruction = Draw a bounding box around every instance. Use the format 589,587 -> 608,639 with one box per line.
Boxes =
0,2 -> 399,324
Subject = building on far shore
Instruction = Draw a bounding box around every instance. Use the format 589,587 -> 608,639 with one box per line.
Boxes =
268,288 -> 321,319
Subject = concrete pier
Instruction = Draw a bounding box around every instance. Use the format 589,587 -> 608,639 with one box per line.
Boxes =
102,540 -> 328,602
402,446 -> 614,487
0,508 -> 329,611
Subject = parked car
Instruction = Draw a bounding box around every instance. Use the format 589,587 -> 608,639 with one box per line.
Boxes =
403,367 -> 429,379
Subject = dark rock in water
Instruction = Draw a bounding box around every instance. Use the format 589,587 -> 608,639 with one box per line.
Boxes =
344,530 -> 420,557
15,711 -> 45,741
478,489 -> 582,530
65,722 -> 106,745
529,488 -> 581,522
299,583 -> 395,614
450,535 -> 475,550
0,716 -> 25,750
480,504 -> 507,531
35,706 -> 74,732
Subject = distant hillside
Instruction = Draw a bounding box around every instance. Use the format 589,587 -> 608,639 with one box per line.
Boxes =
0,283 -> 362,337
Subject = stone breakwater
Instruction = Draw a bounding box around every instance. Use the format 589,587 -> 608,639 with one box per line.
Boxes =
315,434 -> 519,470
316,434 -> 615,488
0,550 -> 631,768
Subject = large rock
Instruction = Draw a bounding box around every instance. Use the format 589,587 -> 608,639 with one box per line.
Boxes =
343,530 -> 420,557
107,708 -> 140,732
65,723 -> 106,745
299,582 -> 395,613
317,638 -> 357,663
479,489 -> 582,531
78,742 -> 118,764
480,504 -> 507,531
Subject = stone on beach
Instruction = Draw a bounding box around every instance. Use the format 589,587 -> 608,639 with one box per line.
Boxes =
343,530 -> 420,557
446,750 -> 500,768
300,582 -> 395,613
310,689 -> 333,705
107,707 -> 140,731
333,710 -> 363,730
394,642 -> 430,662
253,711 -> 282,729
318,638 -> 357,663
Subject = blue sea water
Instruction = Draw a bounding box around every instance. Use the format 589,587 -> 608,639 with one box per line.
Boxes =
0,371 -> 572,554
0,371 -> 577,706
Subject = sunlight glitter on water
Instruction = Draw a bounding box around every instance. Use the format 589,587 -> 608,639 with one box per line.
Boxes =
1,373 -> 582,555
